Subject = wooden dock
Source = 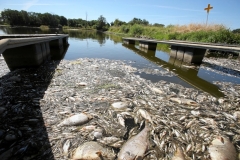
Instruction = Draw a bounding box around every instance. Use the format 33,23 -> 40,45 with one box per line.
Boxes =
0,34 -> 69,70
122,37 -> 240,64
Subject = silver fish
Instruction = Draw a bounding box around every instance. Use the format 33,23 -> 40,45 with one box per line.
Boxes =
118,124 -> 149,160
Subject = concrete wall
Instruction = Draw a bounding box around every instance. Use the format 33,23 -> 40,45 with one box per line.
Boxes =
139,41 -> 157,50
170,46 -> 206,64
3,43 -> 45,70
2,36 -> 69,71
123,39 -> 135,44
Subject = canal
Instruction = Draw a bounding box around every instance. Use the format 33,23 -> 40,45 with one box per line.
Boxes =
1,26 -> 240,97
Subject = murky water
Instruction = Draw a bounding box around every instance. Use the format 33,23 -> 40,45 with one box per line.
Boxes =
1,26 -> 240,97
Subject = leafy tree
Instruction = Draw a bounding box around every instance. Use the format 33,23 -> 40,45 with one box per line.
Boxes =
142,19 -> 149,25
97,15 -> 107,30
128,18 -> 149,25
59,16 -> 67,26
113,18 -> 126,26
1,9 -> 67,27
153,23 -> 165,27
232,28 -> 240,34
28,12 -> 41,26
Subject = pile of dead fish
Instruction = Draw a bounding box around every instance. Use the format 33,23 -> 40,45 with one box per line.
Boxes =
202,57 -> 240,78
0,58 -> 239,160
138,67 -> 177,77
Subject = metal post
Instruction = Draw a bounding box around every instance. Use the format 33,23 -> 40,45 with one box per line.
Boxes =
206,12 -> 209,26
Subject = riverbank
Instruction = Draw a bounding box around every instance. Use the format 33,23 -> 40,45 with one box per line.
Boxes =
0,57 -> 239,159
109,23 -> 240,45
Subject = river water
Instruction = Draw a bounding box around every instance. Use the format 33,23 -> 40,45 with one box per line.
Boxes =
1,26 -> 240,97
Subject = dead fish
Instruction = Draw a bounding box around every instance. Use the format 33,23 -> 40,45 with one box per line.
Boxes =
233,111 -> 240,121
170,98 -> 198,106
63,139 -> 71,156
182,65 -> 196,69
81,125 -> 96,132
172,146 -> 185,160
117,114 -> 125,127
98,136 -> 124,148
209,136 -> 237,160
118,124 -> 149,160
72,141 -> 116,160
58,113 -> 90,126
76,82 -> 87,86
89,129 -> 103,140
137,109 -> 153,124
111,102 -> 129,111
152,87 -> 163,94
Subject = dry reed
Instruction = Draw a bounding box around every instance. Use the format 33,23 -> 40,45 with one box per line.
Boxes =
172,23 -> 226,33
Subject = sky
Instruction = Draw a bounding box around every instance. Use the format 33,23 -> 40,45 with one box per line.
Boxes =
0,0 -> 240,29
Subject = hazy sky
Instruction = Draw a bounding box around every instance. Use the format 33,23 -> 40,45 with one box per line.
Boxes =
0,0 -> 239,29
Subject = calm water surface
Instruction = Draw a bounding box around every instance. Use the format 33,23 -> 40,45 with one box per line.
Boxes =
1,26 -> 240,97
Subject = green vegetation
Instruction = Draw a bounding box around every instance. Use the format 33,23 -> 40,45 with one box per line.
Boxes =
232,28 -> 240,34
39,25 -> 49,30
0,9 -> 109,30
109,23 -> 240,44
1,8 -> 239,44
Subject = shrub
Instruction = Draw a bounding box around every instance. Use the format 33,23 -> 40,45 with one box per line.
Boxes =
120,25 -> 130,33
129,24 -> 144,36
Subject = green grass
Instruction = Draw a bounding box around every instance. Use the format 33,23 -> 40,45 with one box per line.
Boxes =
40,25 -> 49,30
108,23 -> 240,45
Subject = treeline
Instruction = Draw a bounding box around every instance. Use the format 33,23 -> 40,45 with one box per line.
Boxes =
1,9 -> 67,27
67,15 -> 109,30
0,9 -> 109,30
110,18 -> 164,27
0,9 -> 165,30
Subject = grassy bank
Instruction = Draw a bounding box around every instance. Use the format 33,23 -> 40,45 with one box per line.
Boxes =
109,23 -> 240,45
62,26 -> 95,30
39,25 -> 50,30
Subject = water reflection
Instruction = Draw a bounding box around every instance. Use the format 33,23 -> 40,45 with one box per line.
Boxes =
62,30 -> 107,46
0,26 -> 60,34
122,43 -> 225,97
1,26 -> 239,97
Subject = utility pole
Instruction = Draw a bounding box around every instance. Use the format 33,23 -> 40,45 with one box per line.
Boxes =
86,12 -> 88,28
204,4 -> 213,26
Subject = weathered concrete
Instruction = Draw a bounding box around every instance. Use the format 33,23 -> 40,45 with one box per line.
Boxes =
170,45 -> 177,57
122,37 -> 240,52
123,39 -> 135,44
139,47 -> 156,57
176,46 -> 185,61
0,34 -> 69,70
122,37 -> 240,64
139,41 -> 157,50
49,38 -> 66,60
168,56 -> 183,68
184,48 -> 206,63
3,44 -> 44,70
170,46 -> 206,64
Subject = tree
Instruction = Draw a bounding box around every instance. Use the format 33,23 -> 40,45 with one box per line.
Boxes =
59,16 -> 67,26
113,18 -> 126,26
232,28 -> 240,34
97,15 -> 107,30
128,18 -> 148,26
153,23 -> 165,27
142,19 -> 149,25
